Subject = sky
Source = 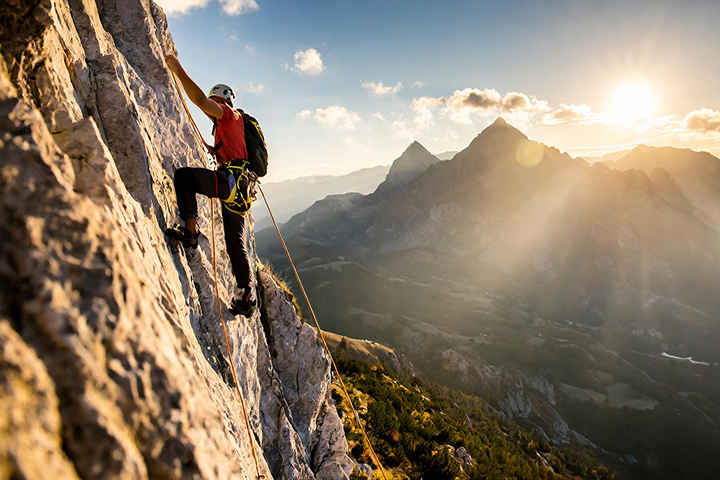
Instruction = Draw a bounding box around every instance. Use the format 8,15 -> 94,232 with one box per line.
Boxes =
156,0 -> 720,182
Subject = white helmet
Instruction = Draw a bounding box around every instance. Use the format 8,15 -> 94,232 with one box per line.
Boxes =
208,83 -> 235,107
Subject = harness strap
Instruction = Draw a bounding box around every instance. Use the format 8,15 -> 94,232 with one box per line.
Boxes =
218,161 -> 253,216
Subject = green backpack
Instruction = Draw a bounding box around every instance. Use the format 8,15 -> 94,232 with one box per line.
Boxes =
238,109 -> 268,178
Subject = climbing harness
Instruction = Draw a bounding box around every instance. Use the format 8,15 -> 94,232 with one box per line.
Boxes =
171,70 -> 388,480
171,71 -> 265,480
218,161 -> 254,216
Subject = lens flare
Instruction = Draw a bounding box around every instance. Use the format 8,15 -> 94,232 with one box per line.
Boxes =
516,140 -> 544,168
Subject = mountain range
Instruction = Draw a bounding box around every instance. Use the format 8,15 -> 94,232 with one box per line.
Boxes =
258,118 -> 720,480
253,165 -> 390,230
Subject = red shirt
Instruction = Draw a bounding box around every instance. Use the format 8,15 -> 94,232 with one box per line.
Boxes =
213,104 -> 247,165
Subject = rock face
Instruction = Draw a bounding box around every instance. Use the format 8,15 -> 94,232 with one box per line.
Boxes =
0,1 -> 352,479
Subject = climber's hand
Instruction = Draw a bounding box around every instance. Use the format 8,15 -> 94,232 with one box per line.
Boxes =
165,54 -> 182,74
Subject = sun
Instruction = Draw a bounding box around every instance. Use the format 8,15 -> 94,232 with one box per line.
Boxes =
611,83 -> 655,124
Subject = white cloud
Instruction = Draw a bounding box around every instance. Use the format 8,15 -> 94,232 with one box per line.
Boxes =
430,129 -> 459,143
684,109 -> 720,134
311,105 -> 362,130
292,48 -> 325,77
541,103 -> 596,126
392,117 -> 414,139
156,0 -> 258,16
413,81 -> 425,88
400,88 -> 550,129
245,44 -> 254,53
445,88 -> 549,126
220,0 -> 259,15
361,81 -> 402,96
373,112 -> 386,121
220,27 -> 238,42
234,82 -> 264,95
412,96 -> 443,128
297,110 -> 312,119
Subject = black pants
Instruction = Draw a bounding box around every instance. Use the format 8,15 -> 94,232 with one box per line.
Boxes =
173,167 -> 251,291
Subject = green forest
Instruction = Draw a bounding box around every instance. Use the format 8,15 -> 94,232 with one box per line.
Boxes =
334,355 -> 619,480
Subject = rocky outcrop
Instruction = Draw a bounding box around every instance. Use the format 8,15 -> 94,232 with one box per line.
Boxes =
0,1 -> 351,479
324,331 -> 415,376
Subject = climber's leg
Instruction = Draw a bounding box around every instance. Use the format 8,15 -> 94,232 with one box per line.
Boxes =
174,167 -> 231,225
221,183 -> 255,316
165,167 -> 231,248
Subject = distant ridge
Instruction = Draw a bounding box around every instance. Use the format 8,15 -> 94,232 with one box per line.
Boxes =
253,164 -> 390,229
607,144 -> 720,226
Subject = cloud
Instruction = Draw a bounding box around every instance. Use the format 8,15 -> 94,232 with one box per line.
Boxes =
361,81 -> 403,96
450,88 -> 503,111
292,48 -> 325,77
412,96 -> 444,128
156,0 -> 258,16
373,112 -> 386,121
541,103 -> 595,126
413,81 -> 425,88
430,129 -> 459,143
391,117 -> 414,139
399,88 -> 550,128
220,27 -> 238,42
446,88 -> 549,123
234,82 -> 264,95
301,105 -> 361,130
684,109 -> 720,134
220,0 -> 259,15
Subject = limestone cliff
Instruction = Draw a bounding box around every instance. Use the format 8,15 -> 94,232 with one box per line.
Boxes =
0,1 -> 352,479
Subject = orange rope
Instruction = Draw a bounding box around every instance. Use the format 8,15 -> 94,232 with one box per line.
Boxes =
171,71 -> 212,151
171,71 -> 264,480
257,185 -> 389,480
210,199 -> 264,480
170,68 -> 386,478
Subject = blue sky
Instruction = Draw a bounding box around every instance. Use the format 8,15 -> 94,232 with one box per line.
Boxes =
158,0 -> 720,182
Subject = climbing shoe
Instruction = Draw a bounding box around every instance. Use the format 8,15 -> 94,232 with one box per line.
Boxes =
229,287 -> 256,317
164,224 -> 200,249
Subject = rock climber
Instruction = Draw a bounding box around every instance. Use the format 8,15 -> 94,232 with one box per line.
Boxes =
163,54 -> 256,317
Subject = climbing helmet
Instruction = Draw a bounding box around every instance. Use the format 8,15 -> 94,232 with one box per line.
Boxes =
208,83 -> 235,107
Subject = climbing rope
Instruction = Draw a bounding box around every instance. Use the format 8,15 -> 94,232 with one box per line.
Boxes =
257,185 -> 389,480
170,71 -> 265,480
170,71 -> 213,152
170,69 -> 388,479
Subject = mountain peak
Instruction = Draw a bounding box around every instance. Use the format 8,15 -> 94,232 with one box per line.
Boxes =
382,141 -> 440,187
452,116 -> 529,163
491,116 -> 508,127
405,140 -> 430,154
483,116 -> 524,136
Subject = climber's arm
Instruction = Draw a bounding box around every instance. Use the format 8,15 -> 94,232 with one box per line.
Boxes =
165,55 -> 223,119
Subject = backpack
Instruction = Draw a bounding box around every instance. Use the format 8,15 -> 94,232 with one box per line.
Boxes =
238,109 -> 268,177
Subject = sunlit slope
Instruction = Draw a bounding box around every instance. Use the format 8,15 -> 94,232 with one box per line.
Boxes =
607,144 -> 720,227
